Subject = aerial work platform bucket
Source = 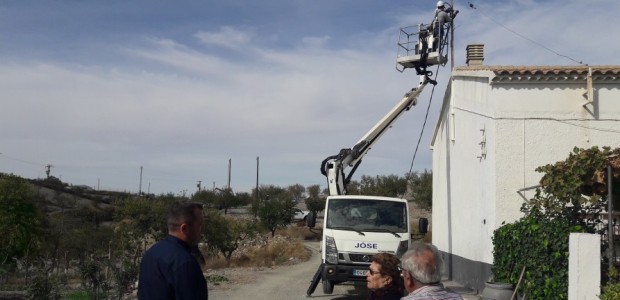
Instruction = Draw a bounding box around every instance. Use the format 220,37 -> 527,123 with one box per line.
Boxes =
396,24 -> 448,73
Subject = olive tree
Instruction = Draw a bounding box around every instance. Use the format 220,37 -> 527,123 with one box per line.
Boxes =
257,185 -> 294,237
305,184 -> 326,215
203,210 -> 257,261
0,175 -> 45,271
408,170 -> 433,209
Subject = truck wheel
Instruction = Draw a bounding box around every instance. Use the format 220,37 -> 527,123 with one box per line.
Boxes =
322,279 -> 334,294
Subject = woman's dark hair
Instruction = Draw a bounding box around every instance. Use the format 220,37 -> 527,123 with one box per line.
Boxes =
371,253 -> 401,284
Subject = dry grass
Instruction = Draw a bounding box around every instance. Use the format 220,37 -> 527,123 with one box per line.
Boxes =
205,225 -> 315,270
279,224 -> 322,241
206,221 -> 432,271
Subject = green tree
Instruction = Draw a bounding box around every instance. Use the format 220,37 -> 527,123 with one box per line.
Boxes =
0,175 -> 45,270
257,185 -> 294,237
287,184 -> 306,203
26,262 -> 64,300
332,174 -> 407,196
345,180 -> 360,195
215,188 -> 240,214
234,191 -> 253,207
192,189 -> 218,208
203,210 -> 256,261
408,170 -> 432,209
37,176 -> 66,191
113,196 -> 173,239
78,254 -> 110,300
108,257 -> 139,300
305,185 -> 326,215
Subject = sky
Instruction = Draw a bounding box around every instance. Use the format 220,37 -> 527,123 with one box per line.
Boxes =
1,0 -> 618,196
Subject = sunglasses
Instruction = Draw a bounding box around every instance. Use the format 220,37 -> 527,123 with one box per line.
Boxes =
368,269 -> 383,276
398,266 -> 410,277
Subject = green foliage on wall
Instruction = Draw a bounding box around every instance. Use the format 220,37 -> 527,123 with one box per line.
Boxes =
493,146 -> 620,299
492,212 -> 584,299
525,146 -> 619,220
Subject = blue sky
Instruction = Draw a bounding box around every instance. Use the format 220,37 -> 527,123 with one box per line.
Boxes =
1,0 -> 618,195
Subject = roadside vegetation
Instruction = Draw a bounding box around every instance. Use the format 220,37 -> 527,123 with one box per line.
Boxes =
492,146 -> 620,299
0,170 -> 431,299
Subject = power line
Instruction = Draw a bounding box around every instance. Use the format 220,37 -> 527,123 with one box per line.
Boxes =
467,1 -> 586,66
0,153 -> 46,166
406,63 -> 441,178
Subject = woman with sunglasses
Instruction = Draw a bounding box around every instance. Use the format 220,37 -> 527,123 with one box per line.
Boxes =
366,253 -> 403,300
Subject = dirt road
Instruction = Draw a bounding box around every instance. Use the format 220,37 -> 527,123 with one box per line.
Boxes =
209,241 -> 368,300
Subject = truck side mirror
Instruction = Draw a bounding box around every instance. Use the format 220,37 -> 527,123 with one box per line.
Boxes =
418,218 -> 428,234
306,212 -> 317,228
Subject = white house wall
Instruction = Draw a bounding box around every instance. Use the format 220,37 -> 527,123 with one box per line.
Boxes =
432,66 -> 620,291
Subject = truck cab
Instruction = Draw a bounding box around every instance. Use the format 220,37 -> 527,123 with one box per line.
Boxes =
319,195 -> 410,294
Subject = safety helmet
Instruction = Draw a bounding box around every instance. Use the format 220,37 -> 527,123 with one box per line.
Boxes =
437,1 -> 445,8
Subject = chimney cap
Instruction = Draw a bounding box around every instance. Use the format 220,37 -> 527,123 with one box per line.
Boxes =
466,43 -> 484,66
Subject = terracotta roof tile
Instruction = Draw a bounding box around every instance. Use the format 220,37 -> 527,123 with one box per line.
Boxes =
454,65 -> 620,82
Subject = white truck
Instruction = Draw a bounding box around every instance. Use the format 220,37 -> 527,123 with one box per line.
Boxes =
306,12 -> 455,295
318,195 -> 411,293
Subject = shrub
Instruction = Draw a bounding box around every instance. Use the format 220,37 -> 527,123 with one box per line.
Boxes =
492,212 -> 584,299
601,282 -> 620,300
26,271 -> 65,300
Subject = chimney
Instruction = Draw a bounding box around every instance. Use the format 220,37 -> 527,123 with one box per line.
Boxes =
466,44 -> 484,66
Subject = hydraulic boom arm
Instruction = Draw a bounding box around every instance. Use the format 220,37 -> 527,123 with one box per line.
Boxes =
321,75 -> 436,196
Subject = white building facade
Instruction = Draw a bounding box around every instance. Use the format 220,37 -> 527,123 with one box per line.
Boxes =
431,64 -> 620,291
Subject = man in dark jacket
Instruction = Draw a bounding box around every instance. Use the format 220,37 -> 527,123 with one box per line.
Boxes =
138,201 -> 208,300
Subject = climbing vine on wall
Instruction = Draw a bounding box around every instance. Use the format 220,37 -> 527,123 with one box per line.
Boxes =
525,146 -> 620,220
493,146 -> 620,299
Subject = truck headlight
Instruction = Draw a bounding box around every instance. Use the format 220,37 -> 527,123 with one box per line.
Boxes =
325,235 -> 338,264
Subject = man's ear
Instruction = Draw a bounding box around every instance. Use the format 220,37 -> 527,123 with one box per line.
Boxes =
402,272 -> 411,285
179,223 -> 188,233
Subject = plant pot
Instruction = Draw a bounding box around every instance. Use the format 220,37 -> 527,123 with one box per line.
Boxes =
480,282 -> 514,300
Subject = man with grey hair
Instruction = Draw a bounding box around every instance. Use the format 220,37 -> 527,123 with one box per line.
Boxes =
400,243 -> 462,300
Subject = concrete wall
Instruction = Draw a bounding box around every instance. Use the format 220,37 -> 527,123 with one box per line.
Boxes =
569,233 -> 601,300
432,68 -> 620,290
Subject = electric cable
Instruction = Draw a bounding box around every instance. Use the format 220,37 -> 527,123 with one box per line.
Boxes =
0,153 -> 46,167
406,63 -> 441,183
467,1 -> 586,66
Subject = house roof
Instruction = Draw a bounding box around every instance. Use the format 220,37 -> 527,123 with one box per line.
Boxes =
431,65 -> 620,146
454,65 -> 620,82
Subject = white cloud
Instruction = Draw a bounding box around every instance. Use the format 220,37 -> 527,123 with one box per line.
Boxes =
194,26 -> 252,51
0,0 -> 617,194
302,36 -> 331,48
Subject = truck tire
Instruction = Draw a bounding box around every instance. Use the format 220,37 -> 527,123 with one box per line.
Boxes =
322,279 -> 334,294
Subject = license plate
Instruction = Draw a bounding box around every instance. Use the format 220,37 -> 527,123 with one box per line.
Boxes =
353,269 -> 367,276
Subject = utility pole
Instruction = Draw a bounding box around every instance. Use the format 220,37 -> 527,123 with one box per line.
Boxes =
227,158 -> 232,190
138,166 -> 143,195
197,180 -> 202,192
45,164 -> 54,178
255,156 -> 259,217
450,0 -> 454,70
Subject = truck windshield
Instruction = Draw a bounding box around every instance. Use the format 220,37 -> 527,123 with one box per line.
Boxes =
326,198 -> 407,233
